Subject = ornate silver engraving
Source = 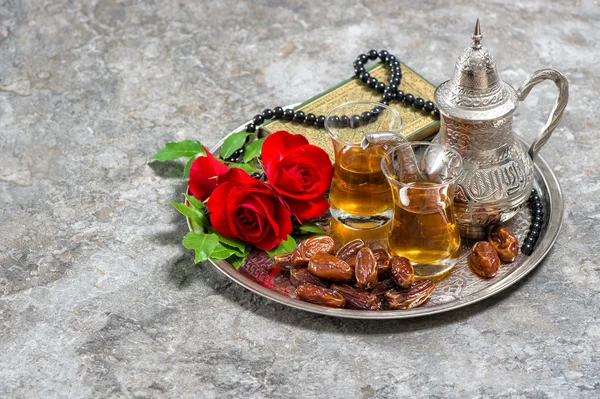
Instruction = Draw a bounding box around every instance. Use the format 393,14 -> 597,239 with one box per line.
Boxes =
433,20 -> 566,239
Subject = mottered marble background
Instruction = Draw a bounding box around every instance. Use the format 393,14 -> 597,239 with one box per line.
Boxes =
0,1 -> 599,398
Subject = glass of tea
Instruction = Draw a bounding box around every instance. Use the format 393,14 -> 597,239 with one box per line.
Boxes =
325,102 -> 403,231
381,142 -> 464,280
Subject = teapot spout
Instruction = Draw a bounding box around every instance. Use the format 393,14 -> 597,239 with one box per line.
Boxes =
360,132 -> 407,150
361,132 -> 425,181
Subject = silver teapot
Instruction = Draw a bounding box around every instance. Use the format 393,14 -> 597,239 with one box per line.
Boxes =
434,19 -> 569,239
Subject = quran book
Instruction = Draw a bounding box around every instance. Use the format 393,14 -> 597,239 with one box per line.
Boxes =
263,62 -> 439,159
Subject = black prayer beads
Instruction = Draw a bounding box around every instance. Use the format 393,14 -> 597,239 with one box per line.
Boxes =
522,189 -> 544,256
234,50 -> 440,139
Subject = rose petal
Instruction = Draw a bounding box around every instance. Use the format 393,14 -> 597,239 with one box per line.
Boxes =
237,197 -> 269,240
278,163 -> 306,193
267,145 -> 333,200
217,167 -> 253,186
273,162 -> 320,198
188,149 -> 230,201
284,195 -> 330,222
287,145 -> 333,194
209,170 -> 266,237
262,131 -> 309,173
250,192 -> 293,250
207,165 -> 294,251
238,206 -> 268,242
207,181 -> 236,237
252,193 -> 280,237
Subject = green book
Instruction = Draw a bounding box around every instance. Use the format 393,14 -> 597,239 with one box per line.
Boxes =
263,62 -> 440,160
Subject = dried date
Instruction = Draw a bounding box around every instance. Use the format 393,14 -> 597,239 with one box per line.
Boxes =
389,256 -> 415,288
273,252 -> 294,271
335,239 -> 365,266
296,284 -> 345,308
372,248 -> 390,264
355,247 -> 378,290
292,235 -> 335,266
469,241 -> 501,278
488,225 -> 519,262
290,267 -> 327,288
373,248 -> 391,279
377,262 -> 390,279
331,284 -> 380,311
371,279 -> 396,296
308,253 -> 354,282
385,280 -> 435,309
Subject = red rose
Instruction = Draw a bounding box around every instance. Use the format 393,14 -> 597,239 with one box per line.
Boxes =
207,168 -> 293,251
188,147 -> 229,201
262,131 -> 333,222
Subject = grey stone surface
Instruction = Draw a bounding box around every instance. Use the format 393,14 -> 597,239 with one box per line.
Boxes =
0,0 -> 598,398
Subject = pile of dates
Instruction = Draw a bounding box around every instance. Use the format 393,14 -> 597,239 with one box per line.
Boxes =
469,225 -> 519,278
274,236 -> 435,310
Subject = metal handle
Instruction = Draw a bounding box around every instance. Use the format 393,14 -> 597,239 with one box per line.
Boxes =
517,69 -> 569,162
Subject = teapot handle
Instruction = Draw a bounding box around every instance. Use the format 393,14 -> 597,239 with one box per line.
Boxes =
517,69 -> 569,162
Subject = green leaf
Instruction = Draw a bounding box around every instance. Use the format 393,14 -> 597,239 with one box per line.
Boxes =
228,163 -> 259,174
209,231 -> 251,257
180,194 -> 208,232
189,218 -> 206,234
227,255 -> 247,270
209,243 -> 236,260
182,232 -> 219,263
209,242 -> 248,259
170,200 -> 208,229
183,152 -> 203,178
183,193 -> 206,212
266,235 -> 297,258
243,137 -> 266,163
152,140 -> 205,161
214,233 -> 250,254
220,131 -> 251,159
298,222 -> 326,235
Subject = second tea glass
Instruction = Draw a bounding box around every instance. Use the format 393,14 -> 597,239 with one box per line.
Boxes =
325,102 -> 403,231
381,142 -> 464,280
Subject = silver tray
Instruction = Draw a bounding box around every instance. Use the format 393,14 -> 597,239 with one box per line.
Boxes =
195,121 -> 563,320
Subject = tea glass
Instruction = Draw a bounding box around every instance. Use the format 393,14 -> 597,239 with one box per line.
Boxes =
325,102 -> 403,231
381,142 -> 464,280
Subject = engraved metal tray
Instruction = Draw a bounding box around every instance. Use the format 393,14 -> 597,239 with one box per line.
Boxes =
196,120 -> 563,320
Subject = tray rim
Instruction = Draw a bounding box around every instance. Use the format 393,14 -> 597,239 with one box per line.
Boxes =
195,118 -> 563,320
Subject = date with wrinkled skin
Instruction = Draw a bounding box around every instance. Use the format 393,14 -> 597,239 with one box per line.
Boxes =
377,262 -> 390,279
389,256 -> 415,288
355,247 -> 378,290
385,280 -> 435,309
488,225 -> 519,262
301,235 -> 335,258
335,239 -> 365,266
290,248 -> 309,267
372,248 -> 391,278
308,253 -> 354,282
372,248 -> 390,264
290,267 -> 327,288
331,284 -> 380,310
371,279 -> 396,296
273,252 -> 294,271
469,241 -> 501,278
296,283 -> 345,308
292,235 -> 335,266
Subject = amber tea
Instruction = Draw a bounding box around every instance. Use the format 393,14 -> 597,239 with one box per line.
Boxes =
388,181 -> 460,278
381,142 -> 464,280
329,146 -> 391,217
326,101 -> 403,230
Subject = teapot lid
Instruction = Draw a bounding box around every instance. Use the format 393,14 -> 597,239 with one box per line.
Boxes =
434,19 -> 519,121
